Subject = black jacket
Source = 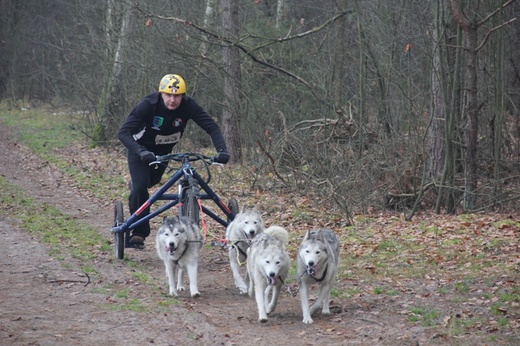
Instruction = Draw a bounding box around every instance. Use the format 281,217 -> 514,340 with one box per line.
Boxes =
118,92 -> 227,155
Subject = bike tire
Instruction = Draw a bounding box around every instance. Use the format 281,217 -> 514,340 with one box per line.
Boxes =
227,197 -> 239,223
180,188 -> 200,227
114,200 -> 125,259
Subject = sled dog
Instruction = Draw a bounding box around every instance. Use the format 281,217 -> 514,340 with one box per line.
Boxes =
247,226 -> 290,323
297,229 -> 340,324
225,207 -> 265,294
156,216 -> 203,298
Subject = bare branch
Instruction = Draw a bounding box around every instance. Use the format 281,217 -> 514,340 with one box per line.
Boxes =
476,18 -> 517,53
141,9 -> 350,105
478,0 -> 517,27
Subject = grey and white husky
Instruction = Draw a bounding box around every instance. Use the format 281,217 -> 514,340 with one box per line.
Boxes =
155,216 -> 203,298
225,207 -> 265,294
247,226 -> 290,323
297,229 -> 340,324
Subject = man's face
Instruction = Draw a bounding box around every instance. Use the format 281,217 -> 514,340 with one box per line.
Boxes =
161,92 -> 183,110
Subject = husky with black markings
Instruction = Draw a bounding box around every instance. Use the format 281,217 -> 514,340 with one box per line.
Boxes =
247,225 -> 290,323
297,228 -> 340,324
225,207 -> 265,294
156,216 -> 203,298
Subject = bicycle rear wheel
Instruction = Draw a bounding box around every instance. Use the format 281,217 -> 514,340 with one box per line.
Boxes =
114,200 -> 125,259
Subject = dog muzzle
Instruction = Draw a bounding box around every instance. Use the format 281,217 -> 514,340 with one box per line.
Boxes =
166,243 -> 177,255
306,265 -> 317,277
266,276 -> 276,286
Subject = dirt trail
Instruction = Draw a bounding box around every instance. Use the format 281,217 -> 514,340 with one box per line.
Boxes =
0,124 -> 517,346
0,127 -> 359,346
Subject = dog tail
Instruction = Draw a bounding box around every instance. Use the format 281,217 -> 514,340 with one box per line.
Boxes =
264,225 -> 289,246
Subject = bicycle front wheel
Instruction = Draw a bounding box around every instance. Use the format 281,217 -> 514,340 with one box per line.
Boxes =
227,197 -> 239,223
180,187 -> 200,227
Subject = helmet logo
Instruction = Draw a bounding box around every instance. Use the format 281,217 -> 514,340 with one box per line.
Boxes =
170,77 -> 180,93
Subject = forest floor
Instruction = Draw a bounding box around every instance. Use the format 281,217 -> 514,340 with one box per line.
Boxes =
0,120 -> 519,346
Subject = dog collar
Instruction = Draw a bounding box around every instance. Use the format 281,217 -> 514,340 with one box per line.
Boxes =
172,243 -> 189,265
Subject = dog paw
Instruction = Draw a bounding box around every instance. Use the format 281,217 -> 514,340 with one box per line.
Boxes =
302,316 -> 314,324
259,317 -> 268,323
191,292 -> 201,298
169,291 -> 178,297
238,287 -> 248,295
177,285 -> 186,291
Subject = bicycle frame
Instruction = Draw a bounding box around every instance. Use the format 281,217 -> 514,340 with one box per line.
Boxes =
111,155 -> 236,247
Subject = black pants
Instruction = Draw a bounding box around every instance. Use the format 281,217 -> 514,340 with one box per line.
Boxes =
127,150 -> 167,238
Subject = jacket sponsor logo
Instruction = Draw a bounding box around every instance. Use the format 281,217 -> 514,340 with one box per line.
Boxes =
173,118 -> 183,128
155,132 -> 181,145
152,116 -> 164,130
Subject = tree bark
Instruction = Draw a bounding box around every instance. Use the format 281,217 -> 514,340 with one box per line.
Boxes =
96,0 -> 132,143
221,0 -> 242,162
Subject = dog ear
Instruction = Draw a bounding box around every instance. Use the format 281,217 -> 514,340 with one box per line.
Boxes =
316,229 -> 325,242
303,230 -> 311,241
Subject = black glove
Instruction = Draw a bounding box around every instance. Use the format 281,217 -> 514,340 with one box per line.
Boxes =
138,150 -> 156,164
214,151 -> 230,164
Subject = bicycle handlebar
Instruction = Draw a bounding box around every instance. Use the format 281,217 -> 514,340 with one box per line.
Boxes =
151,152 -> 216,166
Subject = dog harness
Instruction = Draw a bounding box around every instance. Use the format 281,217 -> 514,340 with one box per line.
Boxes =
171,240 -> 201,265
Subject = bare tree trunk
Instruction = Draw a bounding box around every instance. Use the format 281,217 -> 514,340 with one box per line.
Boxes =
428,0 -> 446,183
355,7 -> 366,160
449,0 -> 516,210
199,0 -> 216,57
439,25 -> 463,214
275,0 -> 285,29
96,0 -> 132,143
221,0 -> 242,162
333,0 -> 348,110
490,14 -> 505,207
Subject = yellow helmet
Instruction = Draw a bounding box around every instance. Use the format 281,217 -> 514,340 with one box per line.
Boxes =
158,74 -> 186,94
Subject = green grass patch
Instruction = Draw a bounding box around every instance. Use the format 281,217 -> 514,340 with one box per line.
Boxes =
447,315 -> 483,336
342,287 -> 361,298
0,108 -> 84,156
0,176 -> 110,266
106,299 -> 148,312
0,107 -> 127,202
408,306 -> 441,327
131,271 -> 157,287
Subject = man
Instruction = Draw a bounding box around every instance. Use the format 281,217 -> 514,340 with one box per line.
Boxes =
118,74 -> 230,248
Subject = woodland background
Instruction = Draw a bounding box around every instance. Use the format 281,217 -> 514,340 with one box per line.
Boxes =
1,0 -> 519,219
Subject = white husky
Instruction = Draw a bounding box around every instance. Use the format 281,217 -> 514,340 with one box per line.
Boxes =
155,216 -> 203,298
247,226 -> 290,323
297,229 -> 340,324
225,207 -> 265,294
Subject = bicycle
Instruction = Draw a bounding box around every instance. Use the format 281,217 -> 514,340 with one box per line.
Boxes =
111,152 -> 239,259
